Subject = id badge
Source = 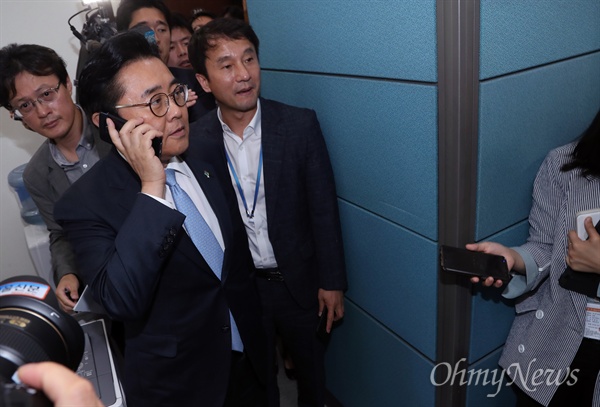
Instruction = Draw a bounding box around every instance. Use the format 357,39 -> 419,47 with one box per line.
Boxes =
584,301 -> 600,340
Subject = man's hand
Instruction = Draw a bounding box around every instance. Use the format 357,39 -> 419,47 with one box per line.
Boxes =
107,117 -> 165,197
55,274 -> 80,313
318,289 -> 344,333
17,362 -> 104,407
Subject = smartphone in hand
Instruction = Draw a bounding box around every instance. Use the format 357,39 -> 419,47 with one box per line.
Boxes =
440,245 -> 511,282
99,112 -> 162,157
316,306 -> 331,343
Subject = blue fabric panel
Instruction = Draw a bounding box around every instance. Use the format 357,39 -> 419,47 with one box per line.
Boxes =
465,348 -> 517,406
248,0 -> 437,82
325,300 -> 435,407
261,70 -> 439,240
480,0 -> 600,79
338,200 -> 437,359
476,53 -> 600,240
469,222 -> 528,361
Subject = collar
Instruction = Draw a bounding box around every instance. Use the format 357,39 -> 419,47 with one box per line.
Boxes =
217,99 -> 261,141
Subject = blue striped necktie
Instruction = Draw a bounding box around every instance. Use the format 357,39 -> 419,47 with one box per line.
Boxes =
165,168 -> 243,351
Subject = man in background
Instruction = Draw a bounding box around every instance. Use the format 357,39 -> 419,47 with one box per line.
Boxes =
189,18 -> 347,407
116,0 -> 172,64
167,13 -> 193,69
191,8 -> 216,32
0,43 -> 111,312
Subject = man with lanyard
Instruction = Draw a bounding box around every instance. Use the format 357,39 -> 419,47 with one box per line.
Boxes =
0,43 -> 111,312
189,18 -> 348,406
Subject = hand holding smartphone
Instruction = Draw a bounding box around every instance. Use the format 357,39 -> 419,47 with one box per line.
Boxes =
99,112 -> 162,158
440,245 -> 511,282
316,306 -> 331,343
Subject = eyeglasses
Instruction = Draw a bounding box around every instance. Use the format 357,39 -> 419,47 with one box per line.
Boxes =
12,83 -> 61,119
114,84 -> 188,117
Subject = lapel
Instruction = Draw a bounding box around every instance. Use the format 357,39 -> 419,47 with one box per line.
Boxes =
260,99 -> 286,223
46,159 -> 71,198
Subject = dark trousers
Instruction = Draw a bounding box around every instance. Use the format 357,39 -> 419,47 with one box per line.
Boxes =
223,351 -> 267,407
256,278 -> 327,407
515,338 -> 600,407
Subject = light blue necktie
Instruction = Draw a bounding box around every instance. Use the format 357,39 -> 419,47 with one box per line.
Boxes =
165,168 -> 243,351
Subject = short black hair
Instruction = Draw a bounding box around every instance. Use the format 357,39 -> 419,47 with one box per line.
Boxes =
77,31 -> 160,118
115,0 -> 172,31
171,12 -> 192,34
0,44 -> 68,110
188,18 -> 259,79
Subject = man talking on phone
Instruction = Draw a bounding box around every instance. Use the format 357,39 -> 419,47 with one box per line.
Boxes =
54,31 -> 267,406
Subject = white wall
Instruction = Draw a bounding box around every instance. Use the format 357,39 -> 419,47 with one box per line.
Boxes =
0,0 -> 119,281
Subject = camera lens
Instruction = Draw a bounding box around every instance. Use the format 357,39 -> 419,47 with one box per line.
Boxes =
0,276 -> 83,382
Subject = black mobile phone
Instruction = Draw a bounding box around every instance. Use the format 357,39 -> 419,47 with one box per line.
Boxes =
316,306 -> 330,343
440,245 -> 511,281
98,112 -> 162,157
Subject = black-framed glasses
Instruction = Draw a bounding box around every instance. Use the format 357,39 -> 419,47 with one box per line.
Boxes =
12,83 -> 61,119
114,84 -> 188,117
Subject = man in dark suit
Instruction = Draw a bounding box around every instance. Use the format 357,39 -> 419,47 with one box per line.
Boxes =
54,31 -> 267,407
189,19 -> 347,407
0,43 -> 112,312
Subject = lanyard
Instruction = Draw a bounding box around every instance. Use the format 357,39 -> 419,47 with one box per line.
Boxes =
225,146 -> 262,218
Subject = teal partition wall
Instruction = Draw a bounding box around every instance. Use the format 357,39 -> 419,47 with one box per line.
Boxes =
244,0 -> 600,405
248,1 -> 439,406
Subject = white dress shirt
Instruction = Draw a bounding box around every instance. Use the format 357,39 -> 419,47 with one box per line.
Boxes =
219,100 -> 277,268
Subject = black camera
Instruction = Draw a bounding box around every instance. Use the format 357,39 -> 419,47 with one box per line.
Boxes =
0,276 -> 84,406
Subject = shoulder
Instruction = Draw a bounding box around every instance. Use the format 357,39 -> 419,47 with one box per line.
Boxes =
260,98 -> 319,131
189,110 -> 220,140
546,142 -> 576,165
261,98 -> 315,118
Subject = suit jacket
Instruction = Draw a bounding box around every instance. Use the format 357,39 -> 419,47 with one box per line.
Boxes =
498,142 -> 600,406
191,98 -> 347,308
23,121 -> 111,284
54,139 -> 267,407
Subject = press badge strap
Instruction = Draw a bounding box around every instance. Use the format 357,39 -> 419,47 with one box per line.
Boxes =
584,301 -> 600,340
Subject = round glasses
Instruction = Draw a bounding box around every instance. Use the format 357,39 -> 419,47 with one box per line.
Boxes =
115,84 -> 188,117
12,83 -> 61,119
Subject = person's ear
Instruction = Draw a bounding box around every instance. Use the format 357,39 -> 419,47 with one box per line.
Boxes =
91,112 -> 100,127
195,73 -> 212,94
65,76 -> 73,95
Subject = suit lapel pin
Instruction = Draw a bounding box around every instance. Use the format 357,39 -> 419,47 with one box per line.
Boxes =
204,170 -> 210,178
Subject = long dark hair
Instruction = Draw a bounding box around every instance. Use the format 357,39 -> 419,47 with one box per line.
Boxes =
561,109 -> 600,178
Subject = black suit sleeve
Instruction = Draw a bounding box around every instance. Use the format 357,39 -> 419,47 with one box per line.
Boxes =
56,189 -> 185,320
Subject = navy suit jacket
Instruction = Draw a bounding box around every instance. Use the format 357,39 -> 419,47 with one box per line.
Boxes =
191,98 -> 347,308
54,138 -> 267,407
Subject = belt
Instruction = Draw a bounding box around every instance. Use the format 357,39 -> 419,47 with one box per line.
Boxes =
255,268 -> 284,282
